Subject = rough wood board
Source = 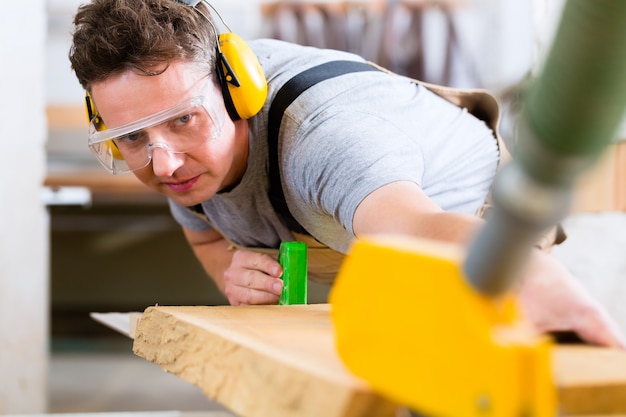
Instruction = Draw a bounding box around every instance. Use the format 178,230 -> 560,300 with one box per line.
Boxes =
45,171 -> 155,196
132,304 -> 626,417
133,304 -> 398,417
555,346 -> 626,415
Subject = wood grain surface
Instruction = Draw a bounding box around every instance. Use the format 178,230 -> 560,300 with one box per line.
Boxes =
133,304 -> 398,417
132,304 -> 626,417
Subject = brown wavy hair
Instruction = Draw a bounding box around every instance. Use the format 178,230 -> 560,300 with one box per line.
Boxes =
69,0 -> 218,91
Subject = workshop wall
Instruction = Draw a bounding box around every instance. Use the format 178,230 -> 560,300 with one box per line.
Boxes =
47,0 -> 537,106
0,0 -> 48,413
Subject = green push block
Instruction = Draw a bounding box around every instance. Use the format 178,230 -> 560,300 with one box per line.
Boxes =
278,241 -> 307,305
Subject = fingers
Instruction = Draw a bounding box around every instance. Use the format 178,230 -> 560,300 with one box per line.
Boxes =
571,305 -> 626,349
520,251 -> 626,349
552,274 -> 626,349
224,274 -> 282,305
223,250 -> 284,306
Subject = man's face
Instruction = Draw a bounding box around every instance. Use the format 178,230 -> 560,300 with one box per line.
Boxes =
90,60 -> 247,207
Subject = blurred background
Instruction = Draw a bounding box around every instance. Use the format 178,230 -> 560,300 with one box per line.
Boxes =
2,0 -> 626,415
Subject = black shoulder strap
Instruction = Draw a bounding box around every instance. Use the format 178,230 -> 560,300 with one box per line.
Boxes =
267,60 -> 379,234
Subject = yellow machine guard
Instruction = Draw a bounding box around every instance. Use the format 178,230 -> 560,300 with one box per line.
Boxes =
329,235 -> 556,417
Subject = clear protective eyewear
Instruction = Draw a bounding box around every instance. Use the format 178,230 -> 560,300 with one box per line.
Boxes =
88,81 -> 225,174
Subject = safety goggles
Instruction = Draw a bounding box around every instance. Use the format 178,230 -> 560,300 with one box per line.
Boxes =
87,81 -> 225,174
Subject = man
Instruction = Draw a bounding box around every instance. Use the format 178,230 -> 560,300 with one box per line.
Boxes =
70,0 -> 624,347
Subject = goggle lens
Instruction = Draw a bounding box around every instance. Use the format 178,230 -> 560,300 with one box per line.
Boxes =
87,81 -> 224,174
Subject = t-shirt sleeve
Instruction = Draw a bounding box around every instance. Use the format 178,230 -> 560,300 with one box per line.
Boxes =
283,109 -> 425,236
279,80 -> 498,240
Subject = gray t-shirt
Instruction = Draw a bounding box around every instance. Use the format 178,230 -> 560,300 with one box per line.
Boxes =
169,39 -> 499,254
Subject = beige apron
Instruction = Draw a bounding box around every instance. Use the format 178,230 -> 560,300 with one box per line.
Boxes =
225,232 -> 343,285
228,68 -> 513,284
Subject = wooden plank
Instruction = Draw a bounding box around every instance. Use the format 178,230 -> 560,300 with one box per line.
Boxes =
47,105 -> 85,130
555,346 -> 626,415
132,305 -> 626,417
45,171 -> 165,204
45,171 -> 152,195
132,304 -> 399,417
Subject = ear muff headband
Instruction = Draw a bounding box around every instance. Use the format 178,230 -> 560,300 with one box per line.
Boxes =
177,0 -> 268,120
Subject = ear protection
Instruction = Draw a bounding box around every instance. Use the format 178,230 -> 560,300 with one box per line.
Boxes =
176,0 -> 268,120
85,93 -> 124,160
84,0 -> 268,138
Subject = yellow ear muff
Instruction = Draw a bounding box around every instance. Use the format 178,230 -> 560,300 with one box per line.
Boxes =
85,92 -> 101,126
105,140 -> 124,160
85,93 -> 124,160
217,32 -> 268,120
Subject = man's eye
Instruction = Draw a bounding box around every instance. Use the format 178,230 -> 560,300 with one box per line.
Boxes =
175,114 -> 192,125
118,131 -> 144,144
124,133 -> 139,142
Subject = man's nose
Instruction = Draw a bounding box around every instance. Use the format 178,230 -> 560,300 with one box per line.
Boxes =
150,143 -> 185,177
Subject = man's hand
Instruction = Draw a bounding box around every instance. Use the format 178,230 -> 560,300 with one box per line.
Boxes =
182,227 -> 284,306
222,249 -> 284,306
518,249 -> 626,349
